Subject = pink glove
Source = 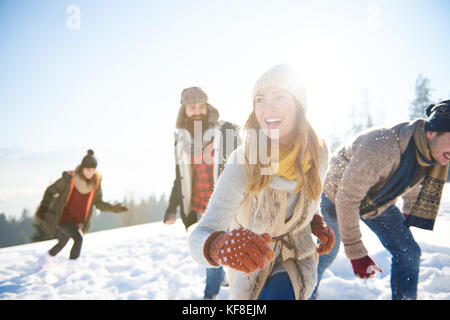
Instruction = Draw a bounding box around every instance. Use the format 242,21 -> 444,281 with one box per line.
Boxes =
350,256 -> 383,279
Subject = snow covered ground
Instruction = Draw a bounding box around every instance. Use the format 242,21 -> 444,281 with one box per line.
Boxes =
1,186 -> 449,300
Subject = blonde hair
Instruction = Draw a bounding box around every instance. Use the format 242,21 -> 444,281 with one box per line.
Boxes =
243,101 -> 323,200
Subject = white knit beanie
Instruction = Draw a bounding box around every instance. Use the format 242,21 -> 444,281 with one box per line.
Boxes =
252,64 -> 308,111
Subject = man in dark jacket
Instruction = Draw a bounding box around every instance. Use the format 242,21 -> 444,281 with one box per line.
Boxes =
163,87 -> 241,299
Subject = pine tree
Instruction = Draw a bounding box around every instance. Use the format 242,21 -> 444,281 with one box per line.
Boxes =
350,89 -> 373,136
122,197 -> 135,227
410,74 -> 432,119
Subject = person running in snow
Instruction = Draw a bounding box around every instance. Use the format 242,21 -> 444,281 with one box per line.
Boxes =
189,64 -> 335,300
163,87 -> 241,299
35,149 -> 128,262
311,100 -> 450,300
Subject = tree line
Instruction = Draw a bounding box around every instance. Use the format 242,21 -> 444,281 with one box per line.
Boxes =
0,193 -> 168,248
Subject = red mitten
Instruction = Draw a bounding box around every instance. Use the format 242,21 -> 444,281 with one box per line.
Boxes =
310,214 -> 336,255
350,256 -> 383,279
204,227 -> 275,274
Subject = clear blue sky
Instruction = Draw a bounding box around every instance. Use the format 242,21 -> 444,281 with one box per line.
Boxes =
1,0 -> 449,218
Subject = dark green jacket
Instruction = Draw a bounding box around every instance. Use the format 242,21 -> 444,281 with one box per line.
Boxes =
39,171 -> 113,235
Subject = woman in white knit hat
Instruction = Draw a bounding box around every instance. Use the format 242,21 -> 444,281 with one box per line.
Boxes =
189,64 -> 335,300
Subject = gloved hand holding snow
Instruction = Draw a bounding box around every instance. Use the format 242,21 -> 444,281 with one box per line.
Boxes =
310,214 -> 336,255
204,227 -> 275,274
164,214 -> 176,225
109,203 -> 128,214
350,255 -> 383,279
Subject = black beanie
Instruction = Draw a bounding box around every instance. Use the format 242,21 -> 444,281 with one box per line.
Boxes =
81,149 -> 97,169
424,100 -> 450,132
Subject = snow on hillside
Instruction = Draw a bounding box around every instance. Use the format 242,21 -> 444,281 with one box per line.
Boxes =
1,187 -> 449,300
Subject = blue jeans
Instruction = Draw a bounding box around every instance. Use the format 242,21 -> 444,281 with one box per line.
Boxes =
312,193 -> 421,300
258,272 -> 295,300
204,267 -> 224,299
197,212 -> 226,299
310,194 -> 341,299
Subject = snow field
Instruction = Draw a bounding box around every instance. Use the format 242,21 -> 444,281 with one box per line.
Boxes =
0,188 -> 449,300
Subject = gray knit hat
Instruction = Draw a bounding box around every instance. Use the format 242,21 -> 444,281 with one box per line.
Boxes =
180,87 -> 208,106
252,64 -> 308,111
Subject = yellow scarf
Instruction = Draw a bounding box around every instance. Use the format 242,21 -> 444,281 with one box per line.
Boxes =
406,121 -> 449,230
271,136 -> 312,180
414,121 -> 449,173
